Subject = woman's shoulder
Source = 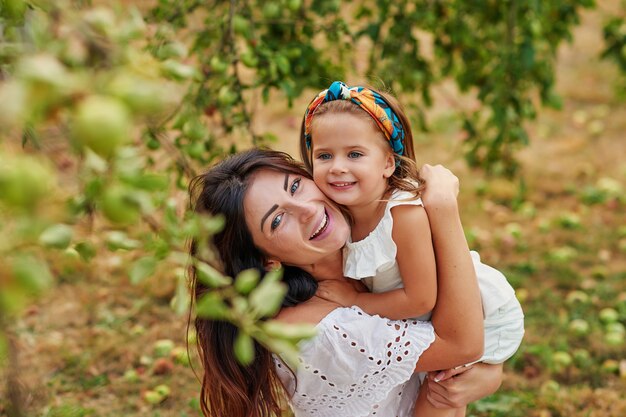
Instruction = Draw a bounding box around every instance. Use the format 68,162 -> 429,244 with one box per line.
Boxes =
274,297 -> 339,325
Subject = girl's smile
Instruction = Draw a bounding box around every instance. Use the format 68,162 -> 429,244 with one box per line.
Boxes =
310,113 -> 395,210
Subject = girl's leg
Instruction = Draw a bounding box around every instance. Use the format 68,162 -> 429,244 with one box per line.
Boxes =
413,379 -> 464,417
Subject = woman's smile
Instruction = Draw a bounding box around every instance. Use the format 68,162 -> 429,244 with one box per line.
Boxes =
310,208 -> 329,240
244,169 -> 350,265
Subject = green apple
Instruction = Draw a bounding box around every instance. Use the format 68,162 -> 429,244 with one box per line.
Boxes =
565,290 -> 589,305
143,390 -> 163,405
232,15 -> 250,37
123,368 -> 140,383
108,74 -> 169,114
540,379 -> 560,395
287,0 -> 302,12
153,339 -> 175,357
572,348 -> 591,367
262,3 -> 281,19
72,96 -> 131,158
605,322 -> 625,334
171,346 -> 191,366
568,319 -> 590,337
210,56 -> 229,74
605,332 -> 624,347
0,155 -> 53,209
552,351 -> 572,368
100,185 -> 141,225
599,308 -> 619,324
601,359 -> 619,374
154,384 -> 171,397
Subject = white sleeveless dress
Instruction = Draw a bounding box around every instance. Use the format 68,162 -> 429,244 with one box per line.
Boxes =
343,189 -> 525,364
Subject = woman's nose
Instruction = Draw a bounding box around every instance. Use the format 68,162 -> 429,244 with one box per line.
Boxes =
294,200 -> 317,223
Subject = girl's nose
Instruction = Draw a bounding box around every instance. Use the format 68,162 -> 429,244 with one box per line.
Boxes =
329,158 -> 347,174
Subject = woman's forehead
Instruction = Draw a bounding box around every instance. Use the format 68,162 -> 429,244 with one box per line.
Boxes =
248,168 -> 288,190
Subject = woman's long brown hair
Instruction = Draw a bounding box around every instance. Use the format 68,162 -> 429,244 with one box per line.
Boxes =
188,148 -> 317,417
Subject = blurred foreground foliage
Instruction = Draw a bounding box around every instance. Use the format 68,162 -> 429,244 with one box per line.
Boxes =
0,0 -> 624,414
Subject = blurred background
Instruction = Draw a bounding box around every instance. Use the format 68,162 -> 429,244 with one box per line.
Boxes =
0,0 -> 624,416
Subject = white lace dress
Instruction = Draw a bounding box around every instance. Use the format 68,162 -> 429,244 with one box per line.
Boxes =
275,306 -> 435,417
343,189 -> 524,364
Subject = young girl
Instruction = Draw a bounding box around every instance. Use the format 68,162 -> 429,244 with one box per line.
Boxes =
301,81 -> 525,416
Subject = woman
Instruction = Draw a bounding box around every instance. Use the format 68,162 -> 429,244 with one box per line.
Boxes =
189,148 -> 499,417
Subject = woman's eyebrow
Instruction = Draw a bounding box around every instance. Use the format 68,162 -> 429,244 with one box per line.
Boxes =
261,204 -> 279,231
260,173 -> 290,231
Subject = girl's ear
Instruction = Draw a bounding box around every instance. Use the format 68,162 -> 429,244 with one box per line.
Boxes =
383,153 -> 396,178
264,258 -> 282,272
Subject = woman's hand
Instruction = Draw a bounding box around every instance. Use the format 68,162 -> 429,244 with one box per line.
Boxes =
316,279 -> 362,306
419,164 -> 459,209
425,363 -> 503,408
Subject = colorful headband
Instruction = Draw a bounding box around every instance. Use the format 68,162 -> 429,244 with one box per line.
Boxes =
303,81 -> 405,157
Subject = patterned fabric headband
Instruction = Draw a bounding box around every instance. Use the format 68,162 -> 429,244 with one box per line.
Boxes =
303,81 -> 405,157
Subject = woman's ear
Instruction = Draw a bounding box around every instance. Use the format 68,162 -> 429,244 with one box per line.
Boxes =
383,153 -> 396,178
264,258 -> 282,272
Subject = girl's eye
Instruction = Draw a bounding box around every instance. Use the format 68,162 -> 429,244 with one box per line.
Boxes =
290,178 -> 301,195
271,213 -> 283,231
316,153 -> 332,160
348,151 -> 362,158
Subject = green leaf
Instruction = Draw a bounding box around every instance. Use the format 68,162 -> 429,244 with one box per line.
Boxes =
171,269 -> 190,315
200,214 -> 224,234
249,270 -> 287,318
233,331 -> 255,366
120,173 -> 169,191
264,337 -> 300,369
74,241 -> 97,261
195,262 -> 231,288
234,269 -> 260,295
129,256 -> 157,284
12,255 -> 53,294
196,292 -> 229,319
105,231 -> 141,251
38,223 -> 73,249
161,60 -> 199,80
262,320 -> 317,341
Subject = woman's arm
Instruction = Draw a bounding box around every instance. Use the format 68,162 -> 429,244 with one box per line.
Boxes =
413,164 -> 484,372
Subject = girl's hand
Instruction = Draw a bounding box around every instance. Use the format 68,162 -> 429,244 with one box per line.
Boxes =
316,280 -> 360,306
425,363 -> 503,408
419,164 -> 459,208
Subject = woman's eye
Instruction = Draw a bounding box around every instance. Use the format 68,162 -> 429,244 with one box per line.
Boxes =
271,213 -> 283,230
317,153 -> 331,160
348,151 -> 362,158
290,178 -> 301,195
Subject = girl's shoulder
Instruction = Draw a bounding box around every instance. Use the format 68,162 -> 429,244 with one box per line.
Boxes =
387,187 -> 424,211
